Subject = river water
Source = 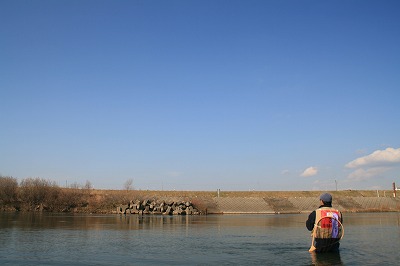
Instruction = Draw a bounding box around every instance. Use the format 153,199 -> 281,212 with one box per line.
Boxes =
0,212 -> 399,265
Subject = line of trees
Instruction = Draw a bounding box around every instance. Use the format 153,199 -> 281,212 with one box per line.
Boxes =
0,175 -> 93,212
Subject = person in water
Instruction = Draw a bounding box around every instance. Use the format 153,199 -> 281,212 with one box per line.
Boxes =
306,193 -> 343,252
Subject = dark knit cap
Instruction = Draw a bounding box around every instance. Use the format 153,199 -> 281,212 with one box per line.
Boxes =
320,193 -> 332,202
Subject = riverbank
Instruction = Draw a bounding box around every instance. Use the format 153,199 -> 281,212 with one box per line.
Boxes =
97,189 -> 400,214
2,188 -> 399,214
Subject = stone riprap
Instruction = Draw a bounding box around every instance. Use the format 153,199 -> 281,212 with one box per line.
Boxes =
117,199 -> 201,215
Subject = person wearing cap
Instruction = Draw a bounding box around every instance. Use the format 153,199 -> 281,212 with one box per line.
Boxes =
306,193 -> 343,252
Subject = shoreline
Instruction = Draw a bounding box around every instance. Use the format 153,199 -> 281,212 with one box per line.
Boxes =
2,189 -> 399,214
82,189 -> 400,214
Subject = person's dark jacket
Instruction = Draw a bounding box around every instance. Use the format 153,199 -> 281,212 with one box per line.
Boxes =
306,202 -> 343,252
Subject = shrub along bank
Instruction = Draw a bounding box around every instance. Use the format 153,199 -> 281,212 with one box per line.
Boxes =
0,176 -> 93,212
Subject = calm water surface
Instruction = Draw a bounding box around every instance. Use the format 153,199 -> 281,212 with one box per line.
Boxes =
0,212 -> 399,265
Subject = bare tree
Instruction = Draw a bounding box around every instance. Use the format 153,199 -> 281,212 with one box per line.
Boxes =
84,180 -> 93,190
123,179 -> 134,191
69,182 -> 80,189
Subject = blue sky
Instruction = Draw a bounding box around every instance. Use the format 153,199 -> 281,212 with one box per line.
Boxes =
1,0 -> 400,191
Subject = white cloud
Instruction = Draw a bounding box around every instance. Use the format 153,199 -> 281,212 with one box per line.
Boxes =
281,169 -> 290,175
347,167 -> 390,181
345,147 -> 400,182
345,147 -> 400,168
301,166 -> 318,177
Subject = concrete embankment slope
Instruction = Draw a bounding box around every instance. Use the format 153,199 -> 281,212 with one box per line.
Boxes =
210,196 -> 400,214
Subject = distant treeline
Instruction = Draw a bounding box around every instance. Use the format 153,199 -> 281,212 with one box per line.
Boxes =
0,176 -> 124,213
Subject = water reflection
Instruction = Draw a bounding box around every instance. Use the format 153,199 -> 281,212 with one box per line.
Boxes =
116,214 -> 192,230
310,251 -> 343,266
2,212 -> 400,231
